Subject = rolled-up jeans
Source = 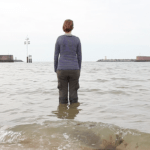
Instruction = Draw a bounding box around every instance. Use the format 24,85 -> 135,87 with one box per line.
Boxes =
57,70 -> 80,104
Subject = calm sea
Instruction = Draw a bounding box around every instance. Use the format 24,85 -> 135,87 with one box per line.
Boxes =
0,62 -> 150,150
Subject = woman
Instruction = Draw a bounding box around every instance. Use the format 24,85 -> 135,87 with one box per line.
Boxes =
54,19 -> 82,104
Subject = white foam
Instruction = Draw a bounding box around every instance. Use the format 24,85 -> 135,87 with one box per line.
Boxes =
0,126 -> 21,143
63,133 -> 69,140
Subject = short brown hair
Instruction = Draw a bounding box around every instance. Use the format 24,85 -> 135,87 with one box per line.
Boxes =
63,19 -> 74,32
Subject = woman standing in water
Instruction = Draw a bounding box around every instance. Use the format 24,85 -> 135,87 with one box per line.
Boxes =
54,19 -> 82,104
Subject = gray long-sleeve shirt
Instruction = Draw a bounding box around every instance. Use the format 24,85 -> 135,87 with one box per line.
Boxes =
54,34 -> 82,72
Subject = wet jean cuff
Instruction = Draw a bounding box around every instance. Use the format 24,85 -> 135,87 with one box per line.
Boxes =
59,97 -> 68,104
69,97 -> 78,103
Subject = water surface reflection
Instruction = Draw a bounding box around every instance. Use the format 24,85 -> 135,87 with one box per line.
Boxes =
52,103 -> 81,119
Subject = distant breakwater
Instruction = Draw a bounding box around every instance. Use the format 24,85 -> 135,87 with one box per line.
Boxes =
97,59 -> 150,62
97,56 -> 150,62
97,59 -> 136,62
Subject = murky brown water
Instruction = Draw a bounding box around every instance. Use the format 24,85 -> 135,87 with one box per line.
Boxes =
0,62 -> 150,149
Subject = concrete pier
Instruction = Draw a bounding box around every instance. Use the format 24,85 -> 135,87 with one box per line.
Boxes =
136,56 -> 150,62
0,55 -> 14,62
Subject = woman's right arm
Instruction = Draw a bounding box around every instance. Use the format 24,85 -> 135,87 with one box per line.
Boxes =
77,38 -> 82,71
54,37 -> 60,72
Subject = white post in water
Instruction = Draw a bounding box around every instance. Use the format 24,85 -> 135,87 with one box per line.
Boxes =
24,36 -> 30,63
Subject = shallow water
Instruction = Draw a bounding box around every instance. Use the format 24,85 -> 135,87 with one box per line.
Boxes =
0,62 -> 150,149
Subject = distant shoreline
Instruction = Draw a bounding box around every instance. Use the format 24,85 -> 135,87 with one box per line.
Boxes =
97,59 -> 150,62
14,60 -> 23,62
97,59 -> 135,62
0,60 -> 23,62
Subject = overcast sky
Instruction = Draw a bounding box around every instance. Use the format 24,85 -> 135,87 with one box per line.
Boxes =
0,0 -> 150,61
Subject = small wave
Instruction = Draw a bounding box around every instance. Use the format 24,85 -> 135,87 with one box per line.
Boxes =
97,79 -> 108,82
0,121 -> 150,150
108,90 -> 129,95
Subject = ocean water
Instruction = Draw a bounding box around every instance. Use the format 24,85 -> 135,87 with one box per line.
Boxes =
0,62 -> 150,150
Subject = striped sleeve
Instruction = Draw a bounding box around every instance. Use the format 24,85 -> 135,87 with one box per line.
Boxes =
77,39 -> 82,70
54,37 -> 60,72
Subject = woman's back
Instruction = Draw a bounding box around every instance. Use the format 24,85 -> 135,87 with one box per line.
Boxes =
54,34 -> 81,72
